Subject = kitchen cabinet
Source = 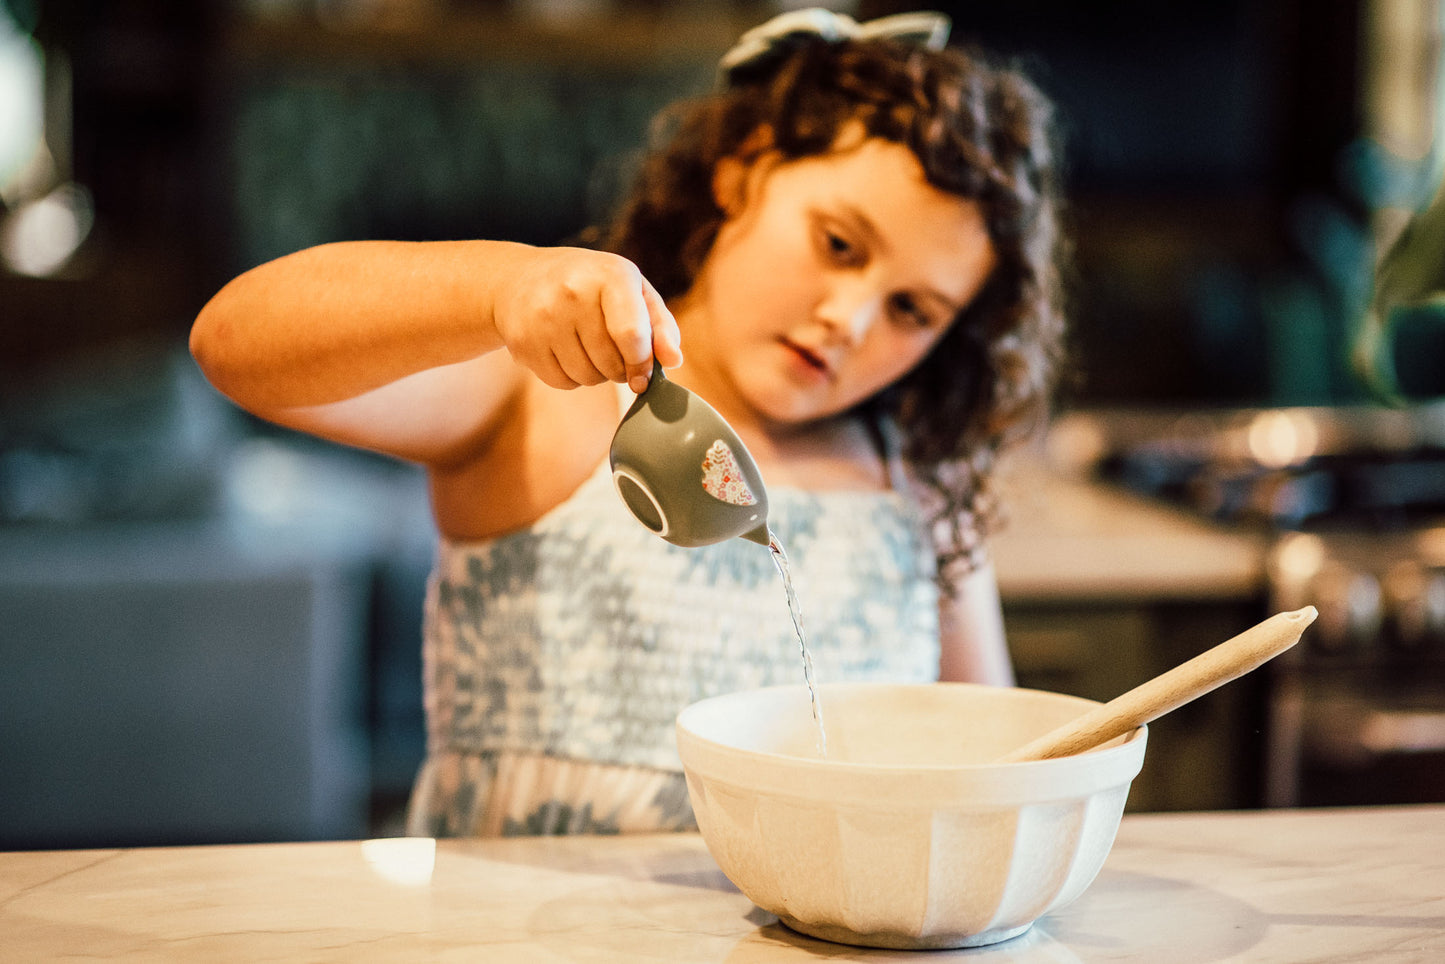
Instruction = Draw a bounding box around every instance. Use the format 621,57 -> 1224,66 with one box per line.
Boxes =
0,520 -> 372,848
0,432 -> 433,850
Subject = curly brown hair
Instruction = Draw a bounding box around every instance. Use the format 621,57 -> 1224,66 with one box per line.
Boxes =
602,35 -> 1068,582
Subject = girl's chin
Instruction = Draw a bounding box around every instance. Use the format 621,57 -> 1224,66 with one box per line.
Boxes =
745,380 -> 854,428
726,352 -> 859,425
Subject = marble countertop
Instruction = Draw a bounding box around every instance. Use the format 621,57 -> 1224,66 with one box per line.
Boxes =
3,805 -> 1441,961
990,461 -> 1269,603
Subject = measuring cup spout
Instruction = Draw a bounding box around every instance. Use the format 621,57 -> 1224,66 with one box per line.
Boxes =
741,523 -> 771,547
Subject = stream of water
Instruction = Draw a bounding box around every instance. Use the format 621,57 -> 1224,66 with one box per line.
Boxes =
766,529 -> 827,757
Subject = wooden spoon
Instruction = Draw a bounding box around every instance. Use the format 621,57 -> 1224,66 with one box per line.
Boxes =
996,606 -> 1318,764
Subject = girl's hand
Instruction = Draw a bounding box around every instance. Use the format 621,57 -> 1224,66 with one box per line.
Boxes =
492,247 -> 683,394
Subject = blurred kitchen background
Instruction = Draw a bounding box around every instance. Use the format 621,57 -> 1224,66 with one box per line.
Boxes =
3,0 -> 1445,850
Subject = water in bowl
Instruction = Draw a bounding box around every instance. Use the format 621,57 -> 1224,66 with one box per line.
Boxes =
767,529 -> 827,757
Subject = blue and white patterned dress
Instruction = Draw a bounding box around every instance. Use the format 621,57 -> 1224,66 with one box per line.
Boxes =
406,393 -> 947,837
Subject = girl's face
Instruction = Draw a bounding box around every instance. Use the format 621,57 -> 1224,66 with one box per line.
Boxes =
676,133 -> 997,429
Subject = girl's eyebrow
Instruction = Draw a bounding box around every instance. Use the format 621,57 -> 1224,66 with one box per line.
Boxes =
836,202 -> 885,251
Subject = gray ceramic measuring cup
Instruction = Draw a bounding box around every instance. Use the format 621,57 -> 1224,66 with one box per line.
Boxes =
609,364 -> 770,548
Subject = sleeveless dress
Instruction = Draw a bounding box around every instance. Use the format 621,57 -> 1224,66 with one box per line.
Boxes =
405,387 -> 944,837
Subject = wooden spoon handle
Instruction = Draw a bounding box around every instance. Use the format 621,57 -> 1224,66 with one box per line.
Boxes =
996,606 -> 1318,764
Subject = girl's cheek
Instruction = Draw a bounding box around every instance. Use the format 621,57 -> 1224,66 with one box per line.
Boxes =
877,329 -> 942,374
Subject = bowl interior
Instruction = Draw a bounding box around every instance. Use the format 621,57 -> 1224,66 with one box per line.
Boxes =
678,682 -> 1115,766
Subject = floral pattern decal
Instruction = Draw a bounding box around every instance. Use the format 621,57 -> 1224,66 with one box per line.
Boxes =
700,439 -> 757,506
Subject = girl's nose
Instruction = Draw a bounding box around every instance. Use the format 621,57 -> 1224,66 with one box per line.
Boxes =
816,285 -> 883,345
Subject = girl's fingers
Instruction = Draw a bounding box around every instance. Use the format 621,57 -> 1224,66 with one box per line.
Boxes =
600,272 -> 659,394
576,314 -> 629,384
503,249 -> 673,392
551,331 -> 610,387
641,277 -> 683,371
527,349 -> 577,390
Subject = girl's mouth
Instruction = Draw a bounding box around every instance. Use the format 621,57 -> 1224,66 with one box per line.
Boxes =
780,338 -> 833,380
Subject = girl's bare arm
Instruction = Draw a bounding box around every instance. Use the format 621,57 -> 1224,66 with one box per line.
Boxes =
937,560 -> 1015,685
190,239 -> 680,464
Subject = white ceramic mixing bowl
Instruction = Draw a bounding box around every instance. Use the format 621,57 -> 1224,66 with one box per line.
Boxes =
675,682 -> 1147,949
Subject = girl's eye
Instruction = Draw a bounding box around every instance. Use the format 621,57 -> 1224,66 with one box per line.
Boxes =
888,293 -> 934,329
819,226 -> 861,265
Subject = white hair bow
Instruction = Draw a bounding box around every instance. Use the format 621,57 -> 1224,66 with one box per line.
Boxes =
719,7 -> 952,77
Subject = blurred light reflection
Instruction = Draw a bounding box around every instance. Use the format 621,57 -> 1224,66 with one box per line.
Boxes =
1247,410 -> 1320,468
361,837 -> 435,887
1,182 -> 93,276
1272,532 -> 1327,584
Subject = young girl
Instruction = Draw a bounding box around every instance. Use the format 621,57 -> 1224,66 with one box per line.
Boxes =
190,9 -> 1066,837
